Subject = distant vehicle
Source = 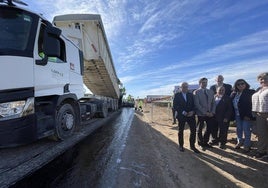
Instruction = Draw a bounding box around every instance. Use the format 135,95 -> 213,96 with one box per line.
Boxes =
0,0 -> 122,147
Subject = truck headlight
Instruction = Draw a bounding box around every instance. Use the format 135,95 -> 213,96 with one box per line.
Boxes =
0,97 -> 34,121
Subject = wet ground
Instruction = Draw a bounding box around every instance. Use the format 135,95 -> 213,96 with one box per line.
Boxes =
12,108 -> 134,188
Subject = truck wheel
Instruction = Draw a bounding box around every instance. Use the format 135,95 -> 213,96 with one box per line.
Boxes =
54,103 -> 76,140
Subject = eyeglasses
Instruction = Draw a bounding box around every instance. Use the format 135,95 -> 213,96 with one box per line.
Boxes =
237,82 -> 245,86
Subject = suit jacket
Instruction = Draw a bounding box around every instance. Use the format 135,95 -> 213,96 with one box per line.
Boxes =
230,89 -> 255,120
173,92 -> 195,120
215,95 -> 233,122
193,88 -> 216,116
210,83 -> 232,96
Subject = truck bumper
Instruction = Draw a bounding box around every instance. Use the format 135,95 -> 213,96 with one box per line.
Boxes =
0,114 -> 36,148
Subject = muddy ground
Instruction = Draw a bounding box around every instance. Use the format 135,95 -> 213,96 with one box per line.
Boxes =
115,103 -> 268,188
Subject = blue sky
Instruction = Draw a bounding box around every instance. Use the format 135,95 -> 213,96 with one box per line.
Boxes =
23,0 -> 268,98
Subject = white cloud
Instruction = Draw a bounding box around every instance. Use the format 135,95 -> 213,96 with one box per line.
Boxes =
120,75 -> 136,84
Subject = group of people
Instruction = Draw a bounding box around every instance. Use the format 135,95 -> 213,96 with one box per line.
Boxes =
172,73 -> 268,158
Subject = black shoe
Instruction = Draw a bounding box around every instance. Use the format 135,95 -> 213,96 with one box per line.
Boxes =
203,143 -> 213,148
198,142 -> 204,146
191,147 -> 200,153
179,146 -> 185,152
219,143 -> 226,149
199,145 -> 206,151
208,141 -> 218,146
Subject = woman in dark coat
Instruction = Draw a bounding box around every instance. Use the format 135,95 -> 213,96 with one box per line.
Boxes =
231,79 -> 255,152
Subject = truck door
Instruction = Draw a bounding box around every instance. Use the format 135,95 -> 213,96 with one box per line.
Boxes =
34,22 -> 70,97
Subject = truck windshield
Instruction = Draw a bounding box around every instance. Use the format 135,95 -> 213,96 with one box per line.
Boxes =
0,6 -> 38,57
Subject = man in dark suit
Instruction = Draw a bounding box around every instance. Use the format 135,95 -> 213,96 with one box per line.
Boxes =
194,78 -> 216,150
210,75 -> 232,96
173,82 -> 200,153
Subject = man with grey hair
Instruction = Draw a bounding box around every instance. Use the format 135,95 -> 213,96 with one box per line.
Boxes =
173,82 -> 200,153
210,75 -> 232,96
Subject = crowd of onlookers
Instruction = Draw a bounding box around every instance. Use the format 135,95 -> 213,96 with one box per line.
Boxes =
172,73 -> 268,159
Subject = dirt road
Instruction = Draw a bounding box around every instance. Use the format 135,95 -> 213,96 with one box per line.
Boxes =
116,104 -> 268,188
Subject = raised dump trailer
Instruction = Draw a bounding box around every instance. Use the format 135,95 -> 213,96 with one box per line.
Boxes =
0,1 -> 121,147
53,14 -> 120,98
53,14 -> 120,112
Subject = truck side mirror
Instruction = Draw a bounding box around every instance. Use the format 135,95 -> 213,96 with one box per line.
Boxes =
36,30 -> 61,66
36,55 -> 48,66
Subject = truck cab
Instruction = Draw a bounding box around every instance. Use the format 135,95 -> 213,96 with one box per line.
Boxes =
0,3 -> 84,147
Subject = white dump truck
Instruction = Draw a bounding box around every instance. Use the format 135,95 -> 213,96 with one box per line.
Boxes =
0,0 -> 121,147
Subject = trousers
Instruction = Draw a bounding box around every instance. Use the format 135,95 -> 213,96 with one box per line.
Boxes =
178,116 -> 196,147
256,113 -> 268,153
197,116 -> 215,145
235,115 -> 252,147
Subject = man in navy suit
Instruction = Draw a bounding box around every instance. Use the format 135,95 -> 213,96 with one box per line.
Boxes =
173,82 -> 200,153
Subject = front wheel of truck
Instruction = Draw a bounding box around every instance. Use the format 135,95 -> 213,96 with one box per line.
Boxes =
54,103 -> 76,140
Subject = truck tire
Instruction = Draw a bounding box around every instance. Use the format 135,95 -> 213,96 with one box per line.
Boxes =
54,103 -> 76,140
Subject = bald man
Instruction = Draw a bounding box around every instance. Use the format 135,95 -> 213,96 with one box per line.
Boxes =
210,75 -> 232,96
